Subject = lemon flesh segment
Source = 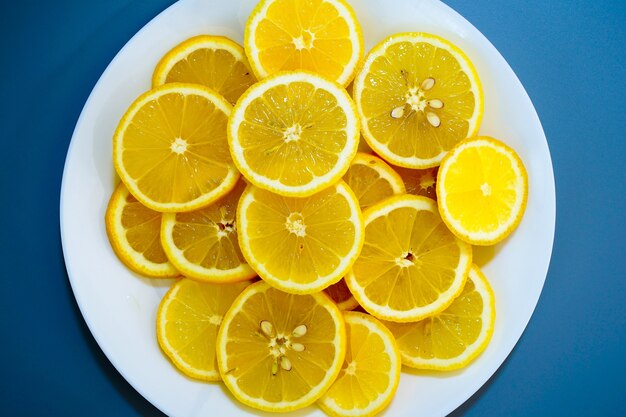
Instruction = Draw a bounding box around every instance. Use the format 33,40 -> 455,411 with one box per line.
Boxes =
343,152 -> 406,211
384,264 -> 495,370
157,279 -> 251,381
318,312 -> 401,417
324,279 -> 359,311
237,181 -> 364,294
354,32 -> 483,169
346,194 -> 472,322
216,281 -> 346,412
105,182 -> 178,277
394,166 -> 439,200
244,0 -> 363,86
161,180 -> 256,283
437,136 -> 528,245
113,83 -> 239,212
152,35 -> 256,106
228,71 -> 359,197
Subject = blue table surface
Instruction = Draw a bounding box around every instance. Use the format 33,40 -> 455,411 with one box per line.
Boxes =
1,0 -> 624,416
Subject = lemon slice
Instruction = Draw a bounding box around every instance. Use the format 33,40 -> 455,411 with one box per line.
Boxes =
113,83 -> 239,212
437,136 -> 528,245
394,166 -> 439,200
244,0 -> 363,86
152,35 -> 256,105
160,180 -> 256,282
237,181 -> 364,294
216,281 -> 346,412
318,311 -> 401,417
324,280 -> 359,311
346,194 -> 472,322
354,32 -> 484,168
384,264 -> 495,370
105,182 -> 178,277
228,71 -> 359,197
343,152 -> 406,210
157,278 -> 251,381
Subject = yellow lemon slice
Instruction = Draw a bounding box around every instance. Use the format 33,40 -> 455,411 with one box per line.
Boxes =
394,166 -> 439,200
105,182 -> 178,277
244,0 -> 363,86
228,71 -> 359,197
237,181 -> 364,294
346,194 -> 472,322
113,83 -> 239,212
157,278 -> 251,381
318,311 -> 401,417
437,136 -> 528,245
160,180 -> 256,283
152,35 -> 256,105
216,281 -> 346,412
343,152 -> 406,211
354,32 -> 484,168
384,264 -> 495,370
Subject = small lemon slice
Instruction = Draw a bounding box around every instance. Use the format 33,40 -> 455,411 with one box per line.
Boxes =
346,194 -> 472,322
237,181 -> 364,294
354,32 -> 483,168
228,71 -> 359,197
152,35 -> 256,105
343,152 -> 406,210
160,180 -> 256,283
244,0 -> 363,86
437,136 -> 528,245
318,312 -> 401,417
157,278 -> 251,381
216,281 -> 346,412
113,83 -> 239,212
384,264 -> 495,370
105,182 -> 178,277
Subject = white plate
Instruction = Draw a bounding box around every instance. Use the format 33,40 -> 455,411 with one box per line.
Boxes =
60,0 -> 555,416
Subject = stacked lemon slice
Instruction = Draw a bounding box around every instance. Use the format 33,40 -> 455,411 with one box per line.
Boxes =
103,0 -> 532,416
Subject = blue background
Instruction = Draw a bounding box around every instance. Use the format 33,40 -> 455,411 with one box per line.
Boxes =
1,0 -> 624,416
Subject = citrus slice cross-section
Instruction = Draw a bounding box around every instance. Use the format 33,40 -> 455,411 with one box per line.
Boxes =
244,0 -> 363,86
216,281 -> 346,412
157,279 -> 251,381
343,152 -> 406,211
113,83 -> 239,212
346,194 -> 472,322
384,264 -> 495,370
161,180 -> 256,283
354,32 -> 484,168
152,35 -> 256,105
228,71 -> 359,197
105,182 -> 178,278
318,312 -> 401,417
437,136 -> 528,245
237,181 -> 364,294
